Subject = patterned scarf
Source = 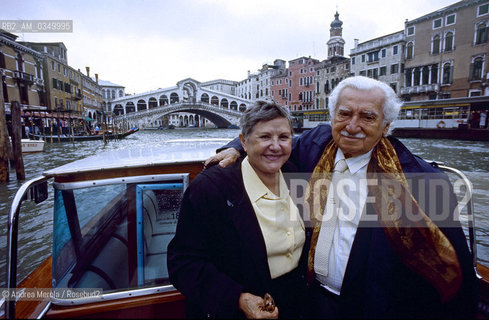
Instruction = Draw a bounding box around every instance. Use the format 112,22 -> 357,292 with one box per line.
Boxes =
305,137 -> 462,303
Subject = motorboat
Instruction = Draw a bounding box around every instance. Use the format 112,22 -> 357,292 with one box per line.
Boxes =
2,138 -> 488,318
20,139 -> 45,153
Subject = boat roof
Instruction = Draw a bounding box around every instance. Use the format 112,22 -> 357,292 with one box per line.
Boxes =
43,138 -> 232,177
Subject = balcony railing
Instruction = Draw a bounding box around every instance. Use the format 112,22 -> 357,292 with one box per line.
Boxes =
400,83 -> 439,95
13,71 -> 35,84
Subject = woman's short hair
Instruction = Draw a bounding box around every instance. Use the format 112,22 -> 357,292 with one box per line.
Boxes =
240,100 -> 293,140
327,76 -> 402,135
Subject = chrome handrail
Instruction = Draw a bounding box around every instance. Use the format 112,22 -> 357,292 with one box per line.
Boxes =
5,176 -> 51,319
438,164 -> 480,278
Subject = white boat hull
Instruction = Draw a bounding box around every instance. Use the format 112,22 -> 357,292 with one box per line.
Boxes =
21,139 -> 45,153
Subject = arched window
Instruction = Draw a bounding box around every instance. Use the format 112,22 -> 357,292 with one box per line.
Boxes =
119,90 -> 124,97
148,97 -> 158,108
432,35 -> 440,54
211,96 -> 219,106
444,32 -> 454,52
470,57 -> 484,80
137,99 -> 146,111
126,102 -> 135,113
431,64 -> 438,84
159,95 -> 168,106
405,69 -> 412,87
422,66 -> 430,85
200,93 -> 209,103
476,23 -> 488,45
170,93 -> 179,103
442,63 -> 452,84
406,42 -> 414,59
220,98 -> 228,108
414,68 -> 421,86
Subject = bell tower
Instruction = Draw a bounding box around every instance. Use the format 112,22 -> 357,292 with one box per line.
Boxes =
327,11 -> 345,58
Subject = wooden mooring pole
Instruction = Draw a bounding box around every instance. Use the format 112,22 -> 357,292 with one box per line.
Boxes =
10,101 -> 25,180
0,85 -> 11,182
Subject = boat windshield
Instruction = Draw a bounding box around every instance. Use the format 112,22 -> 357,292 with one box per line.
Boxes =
52,172 -> 189,296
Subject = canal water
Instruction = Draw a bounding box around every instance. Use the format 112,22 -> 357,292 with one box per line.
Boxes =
0,128 -> 488,288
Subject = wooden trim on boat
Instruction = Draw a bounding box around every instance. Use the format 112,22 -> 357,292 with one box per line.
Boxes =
45,291 -> 185,318
13,257 -> 52,319
52,162 -> 205,184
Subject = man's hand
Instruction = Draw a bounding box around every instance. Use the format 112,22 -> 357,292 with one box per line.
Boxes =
238,292 -> 279,319
204,148 -> 241,168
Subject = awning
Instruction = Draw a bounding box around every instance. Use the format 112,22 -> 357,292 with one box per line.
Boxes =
85,117 -> 93,121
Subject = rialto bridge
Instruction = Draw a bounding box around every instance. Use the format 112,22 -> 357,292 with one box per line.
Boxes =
111,78 -> 251,129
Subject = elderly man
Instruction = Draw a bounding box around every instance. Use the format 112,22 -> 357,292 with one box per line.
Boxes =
206,76 -> 477,319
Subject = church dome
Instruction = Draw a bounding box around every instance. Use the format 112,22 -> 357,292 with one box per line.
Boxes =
330,11 -> 343,28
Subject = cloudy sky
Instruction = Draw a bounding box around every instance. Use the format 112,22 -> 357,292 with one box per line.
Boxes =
3,0 -> 456,94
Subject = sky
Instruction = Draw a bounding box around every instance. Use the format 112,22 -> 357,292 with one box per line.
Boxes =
2,0 -> 458,94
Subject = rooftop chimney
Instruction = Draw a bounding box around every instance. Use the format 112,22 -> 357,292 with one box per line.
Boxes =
354,39 -> 359,48
95,73 -> 98,84
86,66 -> 90,77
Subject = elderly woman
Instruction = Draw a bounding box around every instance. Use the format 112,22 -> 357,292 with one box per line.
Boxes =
167,101 -> 306,319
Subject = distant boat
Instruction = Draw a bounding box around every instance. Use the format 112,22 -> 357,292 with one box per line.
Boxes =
21,139 -> 45,153
28,128 -> 139,142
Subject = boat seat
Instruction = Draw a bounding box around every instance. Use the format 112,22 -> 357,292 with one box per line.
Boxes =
142,190 -> 173,284
75,221 -> 129,290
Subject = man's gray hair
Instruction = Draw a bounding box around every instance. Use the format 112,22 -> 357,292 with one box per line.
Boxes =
240,100 -> 293,140
327,76 -> 402,135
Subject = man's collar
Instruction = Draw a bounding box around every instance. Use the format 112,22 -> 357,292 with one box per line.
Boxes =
336,148 -> 373,174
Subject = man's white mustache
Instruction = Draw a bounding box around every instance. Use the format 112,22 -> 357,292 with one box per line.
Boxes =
340,131 -> 366,138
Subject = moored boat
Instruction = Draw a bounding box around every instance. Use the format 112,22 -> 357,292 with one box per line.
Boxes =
2,138 -> 489,318
28,127 -> 139,143
20,139 -> 45,153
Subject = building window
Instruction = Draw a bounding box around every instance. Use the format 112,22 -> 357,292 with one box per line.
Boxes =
422,66 -> 430,84
406,26 -> 415,36
470,57 -> 484,80
442,63 -> 453,84
444,32 -> 454,52
431,64 -> 438,84
391,64 -> 399,74
433,18 -> 442,29
432,35 -> 441,54
380,66 -> 386,76
414,68 -> 421,86
381,49 -> 386,58
368,51 -> 379,62
446,14 -> 456,26
393,45 -> 398,55
361,54 -> 365,63
405,69 -> 412,87
478,3 -> 489,16
352,57 -> 356,65
475,22 -> 488,44
406,42 -> 414,59
16,53 -> 24,71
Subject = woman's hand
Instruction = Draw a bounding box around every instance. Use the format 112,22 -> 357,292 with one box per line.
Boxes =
204,148 -> 240,168
238,292 -> 279,319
